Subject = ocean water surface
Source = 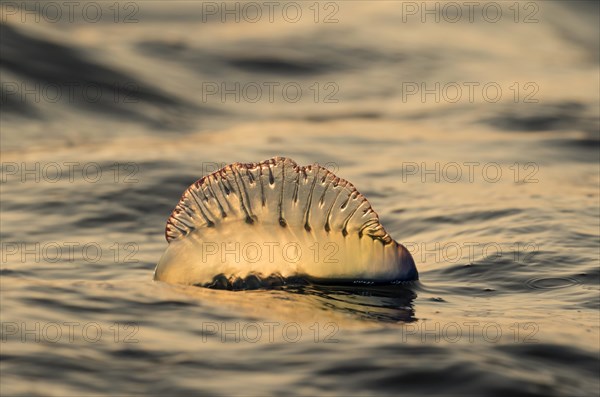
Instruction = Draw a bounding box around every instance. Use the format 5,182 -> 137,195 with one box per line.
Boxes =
1,1 -> 599,396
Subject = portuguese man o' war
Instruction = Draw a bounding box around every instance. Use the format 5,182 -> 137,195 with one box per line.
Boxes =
154,157 -> 417,288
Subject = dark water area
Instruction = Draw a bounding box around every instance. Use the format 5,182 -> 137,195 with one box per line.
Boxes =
1,1 -> 599,396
